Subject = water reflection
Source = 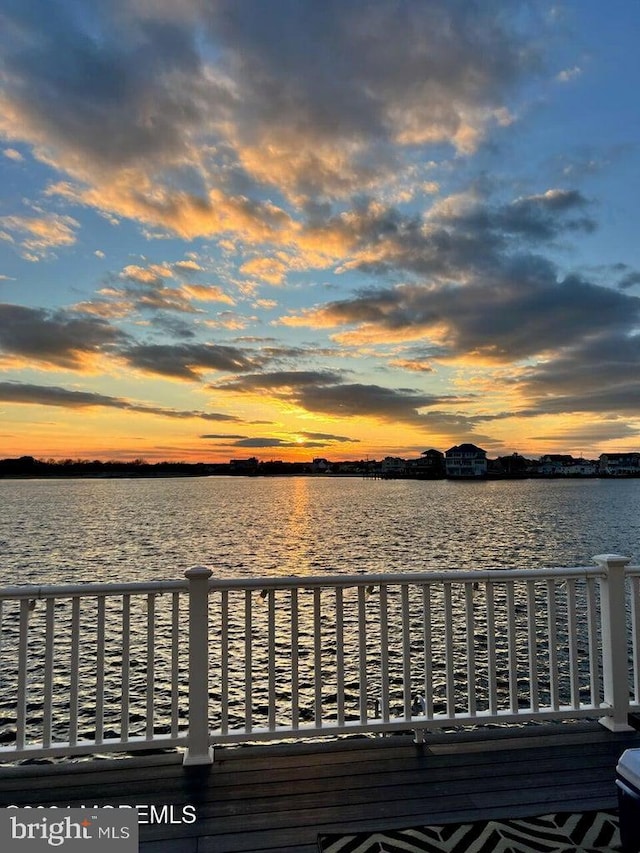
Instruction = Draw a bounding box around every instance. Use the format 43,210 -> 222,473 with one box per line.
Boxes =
282,477 -> 313,576
1,476 -> 640,583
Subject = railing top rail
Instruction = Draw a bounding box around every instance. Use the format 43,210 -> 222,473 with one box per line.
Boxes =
3,562 -> 638,600
0,579 -> 187,600
206,564 -> 607,591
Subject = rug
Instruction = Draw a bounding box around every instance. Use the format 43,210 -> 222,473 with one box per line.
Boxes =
317,810 -> 621,853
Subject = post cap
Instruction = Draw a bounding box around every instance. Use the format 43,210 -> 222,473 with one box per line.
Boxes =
184,566 -> 213,579
592,553 -> 632,567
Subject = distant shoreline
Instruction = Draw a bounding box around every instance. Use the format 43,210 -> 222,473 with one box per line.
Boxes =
3,455 -> 640,481
3,470 -> 640,481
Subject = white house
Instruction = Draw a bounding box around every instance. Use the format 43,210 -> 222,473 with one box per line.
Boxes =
599,452 -> 640,475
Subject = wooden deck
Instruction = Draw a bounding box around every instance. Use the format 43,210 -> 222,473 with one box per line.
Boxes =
0,722 -> 638,853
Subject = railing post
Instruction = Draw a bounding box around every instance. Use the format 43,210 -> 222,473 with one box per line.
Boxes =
183,567 -> 214,765
594,554 -> 634,732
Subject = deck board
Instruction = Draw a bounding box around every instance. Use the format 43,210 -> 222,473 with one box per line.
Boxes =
0,721 -> 638,852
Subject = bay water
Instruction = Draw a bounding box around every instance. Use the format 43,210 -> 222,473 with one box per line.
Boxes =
2,475 -> 640,749
1,475 -> 639,585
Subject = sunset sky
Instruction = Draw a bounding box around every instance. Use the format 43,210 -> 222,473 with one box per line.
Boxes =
1,0 -> 639,462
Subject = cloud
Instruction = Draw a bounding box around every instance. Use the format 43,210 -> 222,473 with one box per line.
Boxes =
0,380 -> 241,421
0,0 -> 542,238
508,332 -> 640,421
618,271 -> 640,290
79,258 -> 236,320
274,184 -> 631,364
200,430 -> 352,449
529,420 -> 640,445
300,431 -> 358,443
285,263 -> 639,362
174,259 -> 203,273
216,370 -> 344,391
120,342 -> 265,381
224,436 -> 348,449
240,256 -> 288,285
214,369 -> 468,428
180,284 -> 235,304
231,437 -> 298,448
200,433 -> 247,439
0,212 -> 79,260
556,65 -> 582,83
3,148 -> 23,162
388,359 -> 434,373
240,187 -> 595,295
203,310 -> 258,330
0,302 -> 126,370
206,0 -> 538,192
120,263 -> 173,286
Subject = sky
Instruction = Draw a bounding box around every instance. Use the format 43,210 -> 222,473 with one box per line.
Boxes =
1,0 -> 639,463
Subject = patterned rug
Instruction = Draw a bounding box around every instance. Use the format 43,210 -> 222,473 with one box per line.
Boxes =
317,810 -> 621,852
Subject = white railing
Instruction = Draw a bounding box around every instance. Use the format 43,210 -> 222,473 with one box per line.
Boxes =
0,554 -> 637,765
0,580 -> 190,761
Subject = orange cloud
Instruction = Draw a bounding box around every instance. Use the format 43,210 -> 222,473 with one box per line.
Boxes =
0,212 -> 79,260
180,284 -> 235,304
240,256 -> 288,285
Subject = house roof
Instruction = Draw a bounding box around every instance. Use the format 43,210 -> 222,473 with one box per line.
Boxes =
445,443 -> 487,455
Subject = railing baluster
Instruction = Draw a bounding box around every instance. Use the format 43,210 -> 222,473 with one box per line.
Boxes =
95,596 -> 106,744
314,588 -> 323,727
358,585 -> 368,724
507,582 -> 518,714
380,584 -> 390,722
69,596 -> 80,746
146,593 -> 155,740
171,592 -> 180,737
268,589 -> 276,732
334,587 -> 343,728
401,584 -> 411,719
245,590 -> 253,733
547,580 -> 560,710
16,599 -> 29,751
586,577 -> 601,708
527,581 -> 539,713
486,581 -> 497,715
630,576 -> 640,704
444,582 -> 455,717
567,578 -> 580,708
422,584 -> 433,718
465,583 -> 476,716
43,598 -> 55,748
221,589 -> 229,736
121,594 -> 130,742
291,588 -> 300,729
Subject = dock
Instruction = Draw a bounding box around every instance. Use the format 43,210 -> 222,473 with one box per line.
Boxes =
1,721 -> 638,852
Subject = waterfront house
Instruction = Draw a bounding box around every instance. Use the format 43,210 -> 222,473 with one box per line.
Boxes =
566,459 -> 597,476
538,454 -> 575,475
381,456 -> 407,476
404,449 -> 445,478
599,452 -> 640,475
539,454 -> 597,476
228,456 -> 259,474
444,443 -> 487,478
